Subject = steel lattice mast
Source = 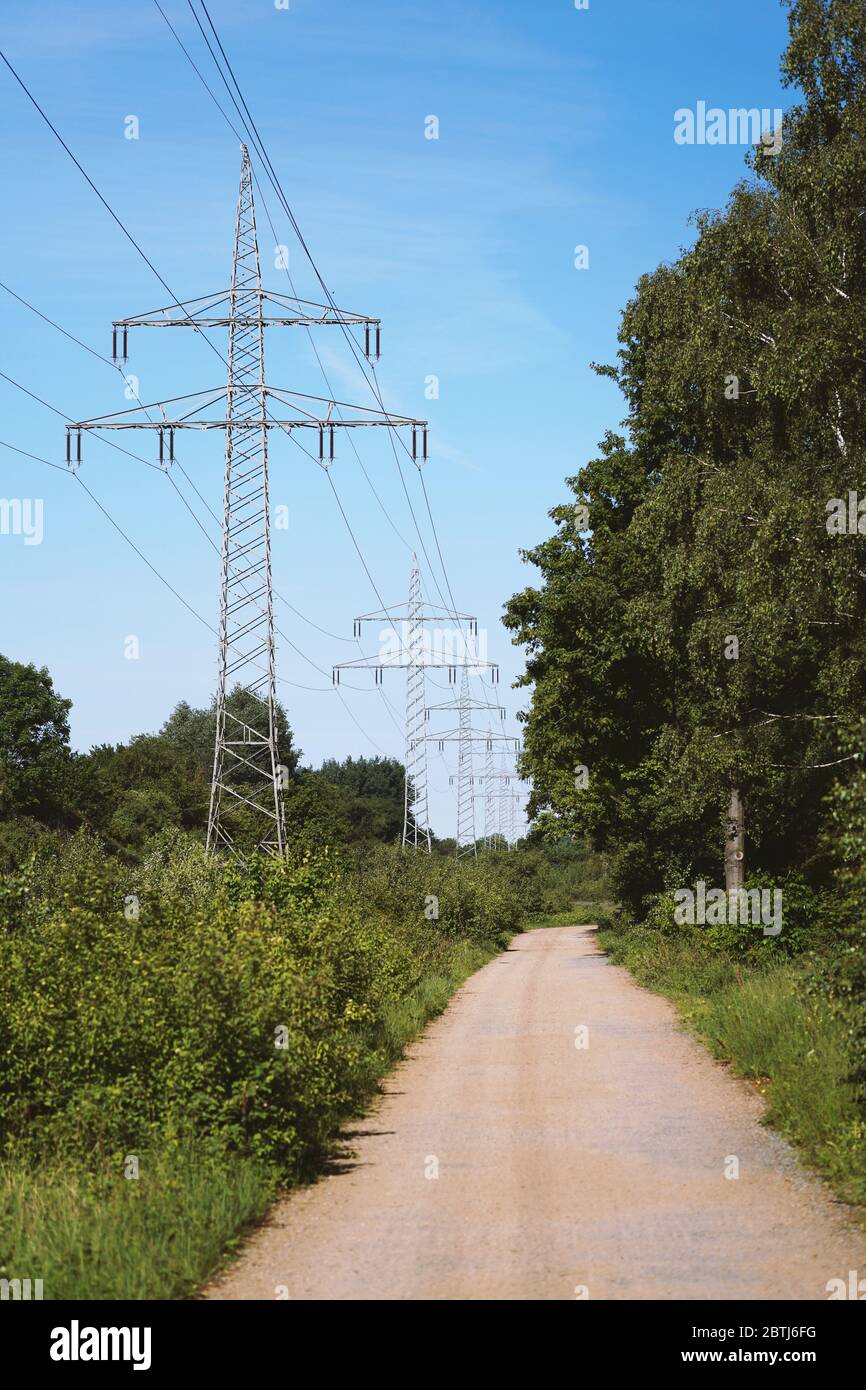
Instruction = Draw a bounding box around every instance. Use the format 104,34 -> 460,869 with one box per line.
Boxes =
334,556 -> 498,851
508,790 -> 520,848
483,735 -> 496,849
207,146 -> 283,856
470,789 -> 521,847
66,144 -> 428,858
435,719 -> 518,856
425,686 -> 511,858
470,755 -> 517,851
456,671 -> 475,858
404,557 -> 430,848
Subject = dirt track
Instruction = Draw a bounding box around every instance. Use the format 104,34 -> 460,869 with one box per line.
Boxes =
206,925 -> 866,1301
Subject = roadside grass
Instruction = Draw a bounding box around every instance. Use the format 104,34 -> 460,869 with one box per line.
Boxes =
378,937 -> 497,1059
0,936 -> 502,1300
0,1142 -> 277,1301
599,918 -> 866,1210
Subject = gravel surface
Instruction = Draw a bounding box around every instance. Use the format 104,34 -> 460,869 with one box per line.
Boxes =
205,925 -> 866,1300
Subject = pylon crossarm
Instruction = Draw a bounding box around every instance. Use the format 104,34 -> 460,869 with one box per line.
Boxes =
425,727 -> 518,743
333,656 -> 498,673
114,288 -> 379,330
69,416 -> 421,432
68,384 -> 423,430
426,700 -> 506,715
352,604 -> 477,625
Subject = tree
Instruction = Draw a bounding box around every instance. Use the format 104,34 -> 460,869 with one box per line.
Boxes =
70,687 -> 299,858
316,755 -> 405,843
504,0 -> 866,914
159,687 -> 299,782
0,655 -> 72,824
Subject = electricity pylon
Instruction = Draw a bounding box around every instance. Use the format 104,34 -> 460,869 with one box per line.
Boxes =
66,145 -> 427,857
507,790 -> 523,847
483,737 -> 496,848
334,556 -> 498,849
469,754 -> 516,850
452,762 -> 520,851
457,675 -> 475,857
427,678 -> 506,859
433,681 -> 518,858
469,792 -> 522,847
471,789 -> 523,847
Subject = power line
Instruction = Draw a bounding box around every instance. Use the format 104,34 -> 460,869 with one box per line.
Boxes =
186,1 -> 459,613
188,0 -> 515,774
156,1 -> 487,756
0,432 -> 340,695
0,47 -> 227,372
151,0 -> 414,556
0,27 -> 499,814
0,436 -> 67,473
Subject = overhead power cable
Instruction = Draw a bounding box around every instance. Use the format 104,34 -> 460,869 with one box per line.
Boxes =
186,0 -> 460,615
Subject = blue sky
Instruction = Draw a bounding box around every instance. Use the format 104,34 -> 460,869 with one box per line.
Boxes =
0,0 -> 791,837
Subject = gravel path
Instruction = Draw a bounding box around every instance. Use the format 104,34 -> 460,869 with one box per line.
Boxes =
206,925 -> 866,1300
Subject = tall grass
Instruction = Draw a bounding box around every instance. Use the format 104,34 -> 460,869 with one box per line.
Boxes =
601,919 -> 866,1208
0,1143 -> 276,1301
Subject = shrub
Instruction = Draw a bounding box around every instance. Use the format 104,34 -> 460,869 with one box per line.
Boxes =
0,840 -> 526,1176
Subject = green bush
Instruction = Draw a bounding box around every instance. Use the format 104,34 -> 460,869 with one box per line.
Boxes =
642,871 -> 835,960
825,721 -> 866,1105
0,835 -> 526,1177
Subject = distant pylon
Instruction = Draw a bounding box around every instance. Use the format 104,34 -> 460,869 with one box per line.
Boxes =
456,670 -> 476,858
333,558 -> 499,852
425,688 -> 512,857
483,733 -> 495,849
404,556 -> 431,849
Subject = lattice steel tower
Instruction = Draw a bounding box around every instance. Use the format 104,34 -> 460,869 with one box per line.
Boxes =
456,671 -> 475,857
66,145 -> 427,858
404,557 -> 430,848
430,683 -> 516,858
207,145 -> 283,855
334,556 -> 498,850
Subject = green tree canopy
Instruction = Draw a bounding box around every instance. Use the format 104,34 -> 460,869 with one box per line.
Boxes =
505,0 -> 866,913
0,654 -> 71,824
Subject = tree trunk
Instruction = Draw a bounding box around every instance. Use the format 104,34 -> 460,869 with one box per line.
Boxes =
724,786 -> 745,892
